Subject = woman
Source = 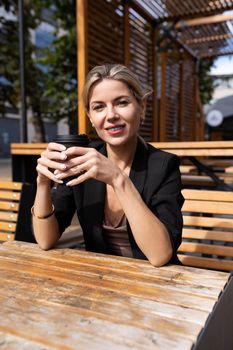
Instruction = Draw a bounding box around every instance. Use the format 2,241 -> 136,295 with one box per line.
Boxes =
32,63 -> 184,266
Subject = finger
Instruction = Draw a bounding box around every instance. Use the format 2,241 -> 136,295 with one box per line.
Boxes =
38,157 -> 68,172
36,164 -> 63,183
47,142 -> 66,152
64,149 -> 97,168
42,149 -> 67,162
66,170 -> 91,186
54,165 -> 86,180
65,146 -> 92,158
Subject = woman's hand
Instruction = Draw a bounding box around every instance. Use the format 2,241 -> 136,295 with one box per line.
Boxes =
54,147 -> 122,186
36,142 -> 68,184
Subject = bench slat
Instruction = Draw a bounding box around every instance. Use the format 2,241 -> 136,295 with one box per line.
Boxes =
11,143 -> 47,149
178,255 -> 233,271
182,189 -> 233,201
0,191 -> 20,201
0,222 -> 16,232
162,149 -> 233,156
0,211 -> 18,222
0,201 -> 19,211
183,200 -> 233,215
0,232 -> 15,241
179,242 -> 233,258
183,215 -> 233,228
182,228 -> 233,242
225,166 -> 233,173
0,182 -> 22,190
150,141 -> 233,149
11,149 -> 45,155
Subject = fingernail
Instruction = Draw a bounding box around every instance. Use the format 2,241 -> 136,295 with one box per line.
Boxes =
60,153 -> 67,160
60,145 -> 66,151
60,164 -> 66,170
56,179 -> 63,184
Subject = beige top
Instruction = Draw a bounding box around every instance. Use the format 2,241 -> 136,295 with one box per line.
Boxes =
103,214 -> 133,258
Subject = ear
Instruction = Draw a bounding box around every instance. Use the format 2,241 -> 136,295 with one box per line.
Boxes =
140,98 -> 147,122
89,118 -> 95,128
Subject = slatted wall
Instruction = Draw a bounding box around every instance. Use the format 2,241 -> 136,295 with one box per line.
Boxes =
128,7 -> 154,141
167,49 -> 181,141
180,52 -> 196,140
87,0 -> 124,70
158,43 -> 198,141
86,0 -> 124,136
79,0 -> 200,141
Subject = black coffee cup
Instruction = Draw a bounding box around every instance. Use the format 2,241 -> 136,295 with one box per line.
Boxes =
53,134 -> 89,183
53,134 -> 89,149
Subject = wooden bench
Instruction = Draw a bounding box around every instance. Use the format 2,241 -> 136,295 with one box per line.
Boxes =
178,189 -> 233,272
11,143 -> 48,183
225,166 -> 233,174
11,143 -> 47,155
0,180 -> 36,243
0,179 -> 84,248
0,181 -> 22,242
150,141 -> 233,157
150,141 -> 233,190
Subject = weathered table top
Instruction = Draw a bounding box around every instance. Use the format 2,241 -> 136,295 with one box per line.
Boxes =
0,241 -> 232,350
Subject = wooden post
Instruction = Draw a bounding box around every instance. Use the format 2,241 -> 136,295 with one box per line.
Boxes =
194,59 -> 200,140
160,52 -> 167,141
179,50 -> 184,140
152,26 -> 158,141
77,0 -> 88,134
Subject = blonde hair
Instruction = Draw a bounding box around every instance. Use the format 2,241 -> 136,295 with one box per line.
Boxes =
82,64 -> 152,113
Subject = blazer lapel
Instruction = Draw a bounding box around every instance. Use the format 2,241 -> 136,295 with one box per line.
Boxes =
129,138 -> 148,198
128,138 -> 148,259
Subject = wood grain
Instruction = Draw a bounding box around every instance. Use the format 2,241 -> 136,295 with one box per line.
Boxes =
0,241 -> 230,350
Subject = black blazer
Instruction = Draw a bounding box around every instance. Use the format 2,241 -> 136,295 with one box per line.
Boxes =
52,139 -> 184,264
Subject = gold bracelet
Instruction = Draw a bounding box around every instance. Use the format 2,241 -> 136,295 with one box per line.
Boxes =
31,205 -> 55,219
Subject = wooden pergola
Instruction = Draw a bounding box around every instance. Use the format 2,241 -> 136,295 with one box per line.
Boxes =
76,0 -> 233,142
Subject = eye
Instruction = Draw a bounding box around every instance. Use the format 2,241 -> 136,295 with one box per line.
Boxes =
92,104 -> 104,112
117,99 -> 129,107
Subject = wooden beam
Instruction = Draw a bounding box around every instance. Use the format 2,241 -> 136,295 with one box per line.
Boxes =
185,33 -> 233,45
201,50 -> 233,58
77,0 -> 88,134
176,13 -> 233,28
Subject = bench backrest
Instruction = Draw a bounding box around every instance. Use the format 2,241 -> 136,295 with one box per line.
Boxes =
11,143 -> 47,155
150,141 -> 233,157
0,181 -> 22,241
179,189 -> 233,272
0,181 -> 36,243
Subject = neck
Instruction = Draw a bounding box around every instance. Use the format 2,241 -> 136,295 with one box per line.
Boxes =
106,137 -> 138,171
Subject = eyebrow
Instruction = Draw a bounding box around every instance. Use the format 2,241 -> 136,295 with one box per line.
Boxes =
90,95 -> 131,105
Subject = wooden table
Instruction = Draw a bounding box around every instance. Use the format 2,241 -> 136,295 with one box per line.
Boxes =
0,241 -> 232,350
150,141 -> 233,190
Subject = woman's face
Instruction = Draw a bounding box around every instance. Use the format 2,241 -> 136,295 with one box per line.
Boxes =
88,79 -> 145,147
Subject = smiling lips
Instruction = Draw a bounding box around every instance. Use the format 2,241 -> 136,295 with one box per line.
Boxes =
106,124 -> 126,135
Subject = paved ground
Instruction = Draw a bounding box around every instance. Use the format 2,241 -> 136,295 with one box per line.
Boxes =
0,158 -> 12,179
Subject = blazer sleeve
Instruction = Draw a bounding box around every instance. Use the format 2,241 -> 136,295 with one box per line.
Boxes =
51,184 -> 76,235
149,154 -> 184,253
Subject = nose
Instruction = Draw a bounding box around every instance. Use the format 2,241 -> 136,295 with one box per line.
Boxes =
106,105 -> 119,120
